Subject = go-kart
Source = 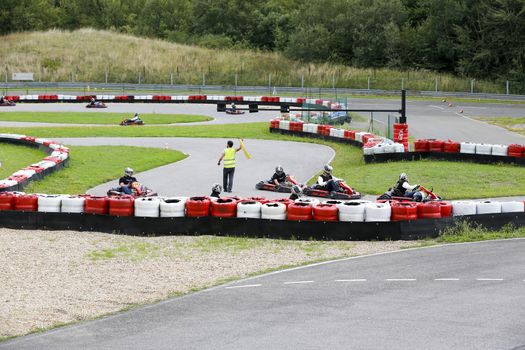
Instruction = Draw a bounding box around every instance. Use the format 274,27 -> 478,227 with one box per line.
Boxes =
0,100 -> 15,107
86,101 -> 107,109
377,185 -> 440,202
120,118 -> 144,126
302,180 -> 361,200
107,182 -> 157,198
225,108 -> 245,115
255,175 -> 299,193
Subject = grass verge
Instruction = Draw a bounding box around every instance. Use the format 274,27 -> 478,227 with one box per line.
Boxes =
475,116 -> 525,136
0,143 -> 47,178
2,122 -> 525,198
24,146 -> 186,194
437,221 -> 525,243
0,112 -> 212,125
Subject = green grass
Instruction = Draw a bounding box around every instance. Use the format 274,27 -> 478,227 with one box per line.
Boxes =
0,28 -> 510,94
476,117 -> 525,136
437,222 -> 525,243
0,143 -> 47,178
87,241 -> 161,262
24,146 -> 186,194
0,112 -> 212,125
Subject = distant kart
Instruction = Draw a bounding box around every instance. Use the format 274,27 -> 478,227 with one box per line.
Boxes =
302,181 -> 361,200
255,175 -> 299,193
107,182 -> 157,198
225,108 -> 245,115
120,118 -> 144,126
86,102 -> 107,109
0,100 -> 16,107
377,185 -> 440,202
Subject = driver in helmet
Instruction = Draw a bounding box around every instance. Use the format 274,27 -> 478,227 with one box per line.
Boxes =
392,172 -> 420,199
270,165 -> 287,186
289,184 -> 304,200
210,183 -> 222,198
130,113 -> 141,123
90,96 -> 96,106
315,164 -> 341,192
230,102 -> 236,112
118,167 -> 137,195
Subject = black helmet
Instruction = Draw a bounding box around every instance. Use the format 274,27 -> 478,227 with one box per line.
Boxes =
323,164 -> 333,173
275,165 -> 284,175
212,183 -> 222,193
291,185 -> 302,195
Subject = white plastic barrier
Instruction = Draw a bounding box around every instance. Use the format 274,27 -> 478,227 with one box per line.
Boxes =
491,144 -> 508,156
394,143 -> 405,153
38,194 -> 62,212
135,197 -> 161,217
237,201 -> 262,219
501,201 -> 524,213
363,147 -> 375,155
61,196 -> 85,213
32,160 -> 56,170
382,144 -> 395,153
475,143 -> 492,155
12,169 -> 36,178
0,179 -> 18,187
452,201 -> 477,216
338,201 -> 367,222
261,202 -> 287,220
460,142 -> 476,154
476,200 -> 502,214
160,197 -> 187,217
364,202 -> 391,222
355,132 -> 366,143
279,120 -> 290,130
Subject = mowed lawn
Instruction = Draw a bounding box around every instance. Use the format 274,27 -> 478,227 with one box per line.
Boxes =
0,112 -> 212,125
1,122 -> 524,199
0,143 -> 47,179
476,117 -> 525,136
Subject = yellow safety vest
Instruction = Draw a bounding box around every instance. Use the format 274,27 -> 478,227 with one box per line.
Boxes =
223,148 -> 236,168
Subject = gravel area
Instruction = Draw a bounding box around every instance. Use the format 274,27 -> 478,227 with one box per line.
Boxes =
0,228 -> 422,339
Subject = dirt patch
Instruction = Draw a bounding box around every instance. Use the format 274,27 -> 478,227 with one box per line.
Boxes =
0,228 -> 422,338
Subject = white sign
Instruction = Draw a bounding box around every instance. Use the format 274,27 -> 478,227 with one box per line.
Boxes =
12,73 -> 34,81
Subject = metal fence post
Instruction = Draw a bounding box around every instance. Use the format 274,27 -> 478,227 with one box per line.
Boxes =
138,72 -> 141,84
268,73 -> 272,94
470,79 -> 475,93
401,78 -> 404,90
202,73 -> 205,86
435,77 -> 438,92
367,76 -> 371,91
301,75 -> 304,89
170,73 -> 173,85
105,70 -> 108,84
506,80 -> 509,95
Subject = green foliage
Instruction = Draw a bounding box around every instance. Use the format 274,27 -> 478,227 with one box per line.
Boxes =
438,221 -> 525,243
0,143 -> 46,178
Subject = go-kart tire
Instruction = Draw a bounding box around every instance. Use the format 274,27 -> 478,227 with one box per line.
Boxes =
391,202 -> 418,221
237,200 -> 262,219
61,196 -> 85,213
338,200 -> 367,222
38,194 -> 63,213
261,202 -> 287,220
501,201 -> 524,213
295,197 -> 320,206
364,202 -> 391,222
160,197 -> 187,217
287,202 -> 313,221
417,202 -> 441,219
476,200 -> 501,214
451,201 -> 476,216
313,203 -> 338,221
186,196 -> 211,217
211,198 -> 238,218
135,197 -> 161,217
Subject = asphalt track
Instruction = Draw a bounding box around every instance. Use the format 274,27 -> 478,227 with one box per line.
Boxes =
3,239 -> 525,350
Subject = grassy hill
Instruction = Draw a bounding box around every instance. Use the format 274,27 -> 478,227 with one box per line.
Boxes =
0,29 -> 501,93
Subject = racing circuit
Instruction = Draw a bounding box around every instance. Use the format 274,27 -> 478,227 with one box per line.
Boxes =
1,96 -> 525,349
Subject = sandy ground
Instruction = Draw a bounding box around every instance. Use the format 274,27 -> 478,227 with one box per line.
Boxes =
0,228 -> 422,339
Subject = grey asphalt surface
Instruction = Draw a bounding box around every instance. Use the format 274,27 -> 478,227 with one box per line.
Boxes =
56,137 -> 334,198
3,239 -> 524,350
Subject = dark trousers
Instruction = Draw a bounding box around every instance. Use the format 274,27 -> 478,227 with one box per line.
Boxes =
223,167 -> 235,192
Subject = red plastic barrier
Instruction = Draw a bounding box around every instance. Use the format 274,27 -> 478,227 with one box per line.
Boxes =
296,98 -> 306,104
361,134 -> 375,144
287,202 -> 312,221
391,202 -> 418,221
210,198 -> 238,218
429,140 -> 445,152
245,196 -> 269,204
8,174 -> 28,183
21,136 -> 36,142
313,203 -> 338,221
414,139 -> 430,152
84,196 -> 109,215
0,192 -> 15,211
5,95 -> 20,101
289,122 -> 303,132
76,95 -> 92,101
116,95 -> 129,101
508,144 -> 525,158
318,125 -> 331,136
189,95 -> 207,101
14,194 -> 38,211
270,120 -> 280,129
269,198 -> 293,207
344,130 -> 356,140
417,202 -> 442,219
443,140 -> 460,153
186,196 -> 211,217
437,201 -> 453,218
109,195 -> 135,216
43,156 -> 63,164
24,165 -> 45,173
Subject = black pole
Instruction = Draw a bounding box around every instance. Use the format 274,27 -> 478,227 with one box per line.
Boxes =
399,89 -> 407,123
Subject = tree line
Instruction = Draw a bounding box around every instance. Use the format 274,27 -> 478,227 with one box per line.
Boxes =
1,0 -> 523,84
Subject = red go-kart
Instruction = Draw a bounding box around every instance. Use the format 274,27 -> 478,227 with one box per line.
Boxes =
86,101 -> 107,109
302,181 -> 362,200
226,108 -> 245,115
377,185 -> 440,202
255,175 -> 299,193
0,100 -> 16,107
107,182 -> 157,198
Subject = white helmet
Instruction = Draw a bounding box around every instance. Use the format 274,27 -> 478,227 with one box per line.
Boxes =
275,165 -> 284,175
323,164 -> 333,173
212,183 -> 222,193
399,172 -> 408,181
125,167 -> 134,176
